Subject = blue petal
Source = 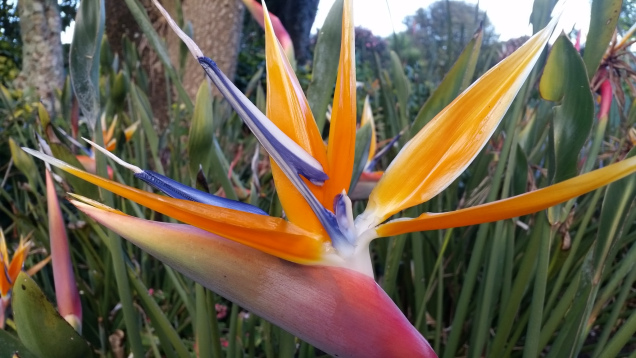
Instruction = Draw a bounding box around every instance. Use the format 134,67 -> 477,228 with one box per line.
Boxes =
198,57 -> 327,184
135,170 -> 268,216
366,132 -> 402,171
151,0 -> 357,256
197,58 -> 356,252
333,192 -> 357,245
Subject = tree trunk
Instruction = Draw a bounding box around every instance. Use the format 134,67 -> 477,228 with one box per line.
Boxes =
267,0 -> 320,63
104,0 -> 243,131
106,0 -> 171,131
15,0 -> 64,112
163,0 -> 244,98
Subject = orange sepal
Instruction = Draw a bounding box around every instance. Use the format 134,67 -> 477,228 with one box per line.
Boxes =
376,155 -> 636,237
264,4 -> 328,234
324,0 -> 356,204
7,238 -> 30,287
364,18 -> 556,224
28,150 -> 327,264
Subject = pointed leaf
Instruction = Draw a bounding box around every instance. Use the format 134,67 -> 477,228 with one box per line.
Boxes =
9,138 -> 38,187
530,0 -> 558,32
12,273 -> 92,358
306,0 -> 343,131
349,123 -> 372,193
360,97 -> 376,167
583,0 -> 621,78
130,83 -> 163,174
210,138 -> 239,201
188,81 -> 214,183
69,0 -> 104,129
389,51 -> 411,136
540,34 -> 594,184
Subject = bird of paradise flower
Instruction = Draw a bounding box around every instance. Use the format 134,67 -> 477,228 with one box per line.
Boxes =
0,231 -> 50,329
23,0 -> 636,356
74,115 -> 139,177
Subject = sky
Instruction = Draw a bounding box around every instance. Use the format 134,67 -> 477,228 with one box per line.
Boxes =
312,0 -> 592,41
62,0 -> 592,45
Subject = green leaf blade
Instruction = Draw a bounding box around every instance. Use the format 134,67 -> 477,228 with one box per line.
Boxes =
12,273 -> 93,358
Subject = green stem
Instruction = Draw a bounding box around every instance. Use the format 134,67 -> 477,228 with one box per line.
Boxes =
522,221 -> 552,358
94,129 -> 145,358
196,284 -> 213,358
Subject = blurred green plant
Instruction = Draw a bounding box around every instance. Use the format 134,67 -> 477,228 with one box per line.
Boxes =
1,0 -> 636,357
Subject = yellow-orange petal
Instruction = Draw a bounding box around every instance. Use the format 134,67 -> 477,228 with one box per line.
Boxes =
324,0 -> 356,203
264,6 -> 325,157
0,270 -> 8,297
361,17 -> 557,225
106,138 -> 117,152
0,231 -> 8,267
0,232 -> 9,296
25,256 -> 52,277
75,155 -> 114,179
264,4 -> 328,235
104,116 -> 118,145
124,121 -> 140,142
376,155 -> 636,237
245,0 -> 294,59
76,155 -> 97,174
360,96 -> 376,166
26,149 -> 326,264
7,237 -> 30,285
616,22 -> 636,50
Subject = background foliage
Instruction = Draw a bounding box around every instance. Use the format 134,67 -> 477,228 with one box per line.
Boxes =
2,0 -> 636,357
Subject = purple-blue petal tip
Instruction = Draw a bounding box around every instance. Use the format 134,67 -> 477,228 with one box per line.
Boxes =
135,170 -> 268,216
367,132 -> 402,171
197,57 -> 328,185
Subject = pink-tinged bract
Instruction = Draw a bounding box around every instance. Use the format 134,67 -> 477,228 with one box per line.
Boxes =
75,201 -> 436,358
47,170 -> 82,331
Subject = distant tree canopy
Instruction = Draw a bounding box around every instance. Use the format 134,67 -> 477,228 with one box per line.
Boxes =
0,0 -> 76,52
397,0 -> 498,82
0,0 -> 21,83
620,0 -> 636,33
